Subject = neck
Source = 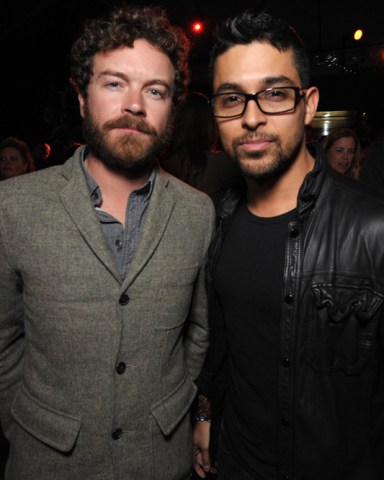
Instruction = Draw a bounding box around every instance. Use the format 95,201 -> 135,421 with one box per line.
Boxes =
84,153 -> 151,225
246,147 -> 315,218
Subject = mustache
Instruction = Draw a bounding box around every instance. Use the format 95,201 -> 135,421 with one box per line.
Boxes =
103,117 -> 156,135
233,133 -> 278,147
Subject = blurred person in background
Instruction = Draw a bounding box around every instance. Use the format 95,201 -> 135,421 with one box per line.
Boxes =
360,131 -> 384,195
31,139 -> 52,171
161,91 -> 241,208
321,127 -> 360,179
0,137 -> 35,180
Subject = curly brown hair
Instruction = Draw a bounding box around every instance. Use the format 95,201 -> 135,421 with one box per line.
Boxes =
70,3 -> 190,106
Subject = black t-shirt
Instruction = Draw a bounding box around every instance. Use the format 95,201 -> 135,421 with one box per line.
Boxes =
215,201 -> 297,479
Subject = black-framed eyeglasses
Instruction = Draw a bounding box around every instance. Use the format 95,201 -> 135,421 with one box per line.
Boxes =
210,86 -> 306,118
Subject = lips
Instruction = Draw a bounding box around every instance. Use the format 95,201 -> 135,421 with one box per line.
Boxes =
238,138 -> 272,153
240,138 -> 270,146
113,126 -> 143,134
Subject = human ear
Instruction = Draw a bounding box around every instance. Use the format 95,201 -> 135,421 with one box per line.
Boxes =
304,86 -> 319,125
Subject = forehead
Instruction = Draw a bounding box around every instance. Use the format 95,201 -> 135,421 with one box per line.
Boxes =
92,39 -> 175,83
213,41 -> 300,91
333,136 -> 356,147
1,147 -> 22,157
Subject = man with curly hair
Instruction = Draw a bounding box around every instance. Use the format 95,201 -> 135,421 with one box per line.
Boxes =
0,4 -> 215,479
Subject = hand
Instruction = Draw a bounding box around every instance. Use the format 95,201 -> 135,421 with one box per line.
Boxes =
192,420 -> 215,478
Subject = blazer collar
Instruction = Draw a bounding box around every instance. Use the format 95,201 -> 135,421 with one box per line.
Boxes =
59,146 -> 175,287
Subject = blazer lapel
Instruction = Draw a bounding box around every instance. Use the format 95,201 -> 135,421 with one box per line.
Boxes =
59,153 -> 121,282
123,170 -> 174,289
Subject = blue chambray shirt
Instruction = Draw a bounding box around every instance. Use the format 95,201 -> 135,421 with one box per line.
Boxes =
80,152 -> 155,278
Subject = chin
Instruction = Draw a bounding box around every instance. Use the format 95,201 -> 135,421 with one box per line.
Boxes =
238,157 -> 267,175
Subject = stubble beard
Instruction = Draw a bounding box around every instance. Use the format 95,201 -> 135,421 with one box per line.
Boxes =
230,132 -> 304,183
82,103 -> 171,178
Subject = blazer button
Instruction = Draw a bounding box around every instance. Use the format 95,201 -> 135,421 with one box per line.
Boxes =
112,428 -> 123,440
281,417 -> 290,427
116,362 -> 126,374
281,357 -> 290,367
119,294 -> 129,305
284,293 -> 294,304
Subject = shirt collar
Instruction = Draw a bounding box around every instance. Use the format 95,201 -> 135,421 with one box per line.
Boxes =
80,150 -> 156,207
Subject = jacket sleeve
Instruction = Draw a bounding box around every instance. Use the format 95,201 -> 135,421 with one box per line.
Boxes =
0,205 -> 25,437
183,204 -> 216,381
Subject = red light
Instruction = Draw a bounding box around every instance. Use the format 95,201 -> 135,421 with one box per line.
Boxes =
192,21 -> 203,33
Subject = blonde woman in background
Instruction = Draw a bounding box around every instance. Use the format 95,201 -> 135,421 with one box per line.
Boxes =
322,127 -> 361,179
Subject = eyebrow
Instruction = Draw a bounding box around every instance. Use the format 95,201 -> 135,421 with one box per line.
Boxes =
215,76 -> 295,94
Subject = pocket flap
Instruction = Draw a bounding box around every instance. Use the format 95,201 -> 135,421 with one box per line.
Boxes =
312,284 -> 384,322
150,375 -> 197,436
11,386 -> 81,452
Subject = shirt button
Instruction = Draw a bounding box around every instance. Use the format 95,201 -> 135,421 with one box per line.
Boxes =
115,239 -> 122,248
285,294 -> 294,304
281,476 -> 290,480
281,357 -> 290,367
282,418 -> 290,427
290,226 -> 299,237
112,428 -> 123,440
119,294 -> 129,305
116,362 -> 126,374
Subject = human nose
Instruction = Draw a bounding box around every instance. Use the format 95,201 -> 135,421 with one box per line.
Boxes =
122,90 -> 146,116
241,97 -> 267,129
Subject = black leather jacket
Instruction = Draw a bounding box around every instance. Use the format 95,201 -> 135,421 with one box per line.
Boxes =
198,146 -> 384,480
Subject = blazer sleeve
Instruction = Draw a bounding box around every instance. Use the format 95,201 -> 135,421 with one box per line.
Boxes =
183,202 -> 215,381
0,204 -> 25,437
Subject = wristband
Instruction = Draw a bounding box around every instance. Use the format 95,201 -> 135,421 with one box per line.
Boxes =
194,416 -> 211,422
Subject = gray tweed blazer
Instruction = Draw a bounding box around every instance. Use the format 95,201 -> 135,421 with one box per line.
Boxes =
0,146 -> 215,480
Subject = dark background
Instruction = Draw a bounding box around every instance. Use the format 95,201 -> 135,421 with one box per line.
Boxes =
2,0 -> 384,145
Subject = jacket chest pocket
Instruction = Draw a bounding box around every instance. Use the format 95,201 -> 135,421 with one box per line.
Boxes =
307,284 -> 384,374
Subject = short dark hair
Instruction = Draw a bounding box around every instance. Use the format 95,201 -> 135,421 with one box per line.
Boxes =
70,4 -> 190,106
209,11 -> 310,88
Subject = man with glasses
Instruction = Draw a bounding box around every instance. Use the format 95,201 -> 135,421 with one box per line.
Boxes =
193,10 -> 384,480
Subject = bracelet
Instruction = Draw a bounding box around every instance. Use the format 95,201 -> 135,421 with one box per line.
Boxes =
194,416 -> 211,422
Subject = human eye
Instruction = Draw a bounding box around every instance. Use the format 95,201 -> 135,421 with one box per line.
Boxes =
145,87 -> 168,100
104,80 -> 123,90
334,147 -> 343,153
263,88 -> 290,102
219,93 -> 244,109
